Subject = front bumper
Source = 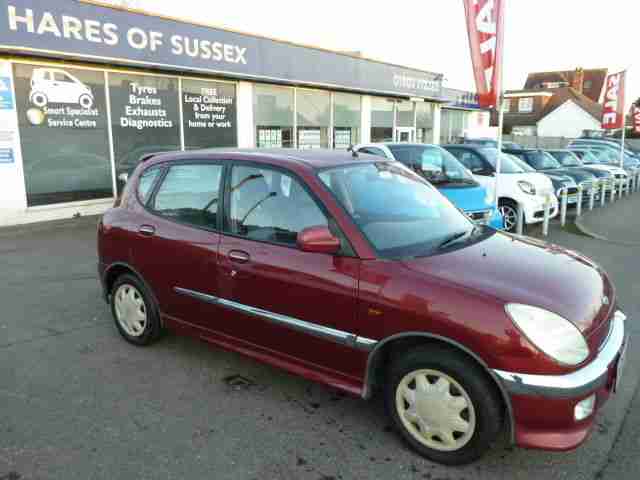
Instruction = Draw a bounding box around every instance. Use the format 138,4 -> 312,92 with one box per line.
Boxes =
523,195 -> 558,224
493,310 -> 628,450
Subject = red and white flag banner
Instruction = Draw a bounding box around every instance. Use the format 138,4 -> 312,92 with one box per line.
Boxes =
631,104 -> 640,134
463,0 -> 505,109
602,71 -> 626,130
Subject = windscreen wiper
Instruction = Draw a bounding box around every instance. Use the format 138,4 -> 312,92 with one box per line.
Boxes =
437,229 -> 472,249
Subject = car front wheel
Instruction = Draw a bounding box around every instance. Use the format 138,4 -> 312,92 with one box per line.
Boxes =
498,200 -> 520,233
30,91 -> 47,108
385,345 -> 503,465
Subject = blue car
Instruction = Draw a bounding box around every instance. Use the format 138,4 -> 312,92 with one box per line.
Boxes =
354,143 -> 504,229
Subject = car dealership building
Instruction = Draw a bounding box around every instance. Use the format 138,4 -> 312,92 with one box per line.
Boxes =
0,1 -> 488,226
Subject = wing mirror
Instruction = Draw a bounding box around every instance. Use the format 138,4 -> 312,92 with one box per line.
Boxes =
297,226 -> 341,254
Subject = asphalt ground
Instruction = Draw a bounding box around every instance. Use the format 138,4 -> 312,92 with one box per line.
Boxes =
0,213 -> 639,480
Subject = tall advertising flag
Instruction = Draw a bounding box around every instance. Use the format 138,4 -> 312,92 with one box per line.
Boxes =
602,71 -> 626,130
632,104 -> 640,135
464,0 -> 505,108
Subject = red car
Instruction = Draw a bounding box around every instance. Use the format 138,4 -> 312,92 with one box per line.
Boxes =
98,149 -> 628,465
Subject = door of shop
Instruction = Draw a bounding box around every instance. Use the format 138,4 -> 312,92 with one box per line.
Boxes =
395,127 -> 415,142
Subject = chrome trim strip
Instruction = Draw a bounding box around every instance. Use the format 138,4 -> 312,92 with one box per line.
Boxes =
174,287 -> 376,351
493,311 -> 627,399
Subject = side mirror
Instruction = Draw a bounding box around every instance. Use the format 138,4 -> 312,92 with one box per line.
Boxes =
297,225 -> 341,254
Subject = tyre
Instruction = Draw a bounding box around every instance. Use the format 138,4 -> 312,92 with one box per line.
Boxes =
498,199 -> 520,233
30,91 -> 48,108
385,345 -> 503,465
78,93 -> 93,109
110,273 -> 162,346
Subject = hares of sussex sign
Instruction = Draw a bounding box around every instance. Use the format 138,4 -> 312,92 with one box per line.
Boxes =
0,2 -> 444,99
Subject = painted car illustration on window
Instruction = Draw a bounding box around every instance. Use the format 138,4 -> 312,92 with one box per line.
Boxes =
29,68 -> 94,109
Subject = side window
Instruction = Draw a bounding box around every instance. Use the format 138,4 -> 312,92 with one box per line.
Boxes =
359,147 -> 387,157
226,165 -> 328,246
458,151 -> 487,174
152,164 -> 222,229
54,72 -> 72,83
137,167 -> 162,204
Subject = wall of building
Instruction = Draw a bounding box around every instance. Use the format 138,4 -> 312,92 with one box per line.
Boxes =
0,56 -> 444,227
536,100 -> 601,138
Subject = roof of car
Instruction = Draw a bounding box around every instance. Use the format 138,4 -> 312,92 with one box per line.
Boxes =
144,148 -> 383,170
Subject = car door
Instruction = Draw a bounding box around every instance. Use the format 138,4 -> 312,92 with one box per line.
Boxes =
130,161 -> 231,334
216,163 -> 364,379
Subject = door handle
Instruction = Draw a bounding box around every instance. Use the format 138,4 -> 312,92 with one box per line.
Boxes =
138,225 -> 156,236
228,250 -> 250,263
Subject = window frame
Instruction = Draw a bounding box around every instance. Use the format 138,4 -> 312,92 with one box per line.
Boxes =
518,97 -> 534,113
221,160 -> 355,256
143,159 -> 227,233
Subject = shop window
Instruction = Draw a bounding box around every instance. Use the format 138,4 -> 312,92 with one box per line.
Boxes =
333,92 -> 361,149
416,102 -> 434,144
225,165 -> 327,246
182,79 -> 237,149
396,101 -> 415,128
296,89 -> 330,149
13,63 -> 113,206
152,164 -> 222,229
370,97 -> 394,143
254,85 -> 294,148
108,72 -> 181,192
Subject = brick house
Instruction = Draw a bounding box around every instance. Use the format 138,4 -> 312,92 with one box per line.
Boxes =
497,68 -> 607,138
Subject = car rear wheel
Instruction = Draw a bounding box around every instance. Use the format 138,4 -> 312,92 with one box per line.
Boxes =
498,200 -> 520,233
79,93 -> 93,109
30,92 -> 47,108
110,274 -> 162,346
385,345 -> 503,465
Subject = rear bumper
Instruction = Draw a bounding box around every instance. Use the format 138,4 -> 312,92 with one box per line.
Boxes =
493,310 -> 627,450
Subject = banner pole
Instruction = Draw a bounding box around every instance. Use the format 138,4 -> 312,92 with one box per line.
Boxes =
495,98 -> 504,205
620,121 -> 626,168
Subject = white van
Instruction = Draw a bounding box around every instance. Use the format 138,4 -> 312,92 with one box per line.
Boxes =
29,68 -> 94,109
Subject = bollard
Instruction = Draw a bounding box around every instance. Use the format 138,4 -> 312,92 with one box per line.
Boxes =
630,174 -> 635,194
620,177 -> 625,198
542,196 -> 550,237
560,188 -> 568,227
601,179 -> 607,206
576,185 -> 583,217
611,179 -> 617,202
636,172 -> 640,192
516,203 -> 524,236
627,176 -> 632,196
589,182 -> 596,210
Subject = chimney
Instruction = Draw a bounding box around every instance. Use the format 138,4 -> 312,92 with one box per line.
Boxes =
572,68 -> 585,93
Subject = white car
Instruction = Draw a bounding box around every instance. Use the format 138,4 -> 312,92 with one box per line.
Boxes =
29,68 -> 94,109
443,145 -> 559,232
569,148 -> 629,179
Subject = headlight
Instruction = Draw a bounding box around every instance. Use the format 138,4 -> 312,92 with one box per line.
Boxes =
517,180 -> 536,195
505,304 -> 589,366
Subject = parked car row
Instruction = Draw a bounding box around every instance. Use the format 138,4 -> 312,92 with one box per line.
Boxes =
99,148 -> 628,466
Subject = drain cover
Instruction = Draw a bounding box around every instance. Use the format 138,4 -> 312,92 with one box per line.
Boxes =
223,374 -> 256,390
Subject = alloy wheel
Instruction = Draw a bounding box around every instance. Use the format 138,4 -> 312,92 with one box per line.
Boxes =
395,369 -> 476,452
499,205 -> 518,232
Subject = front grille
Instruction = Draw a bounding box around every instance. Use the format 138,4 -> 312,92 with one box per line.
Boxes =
615,174 -> 625,179
534,210 -> 545,219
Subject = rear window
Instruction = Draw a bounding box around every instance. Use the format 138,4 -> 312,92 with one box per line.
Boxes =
137,168 -> 162,204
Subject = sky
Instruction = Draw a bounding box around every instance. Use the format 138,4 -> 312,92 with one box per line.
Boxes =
105,0 -> 638,108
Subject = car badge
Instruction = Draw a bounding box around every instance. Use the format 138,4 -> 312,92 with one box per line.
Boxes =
602,295 -> 610,306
